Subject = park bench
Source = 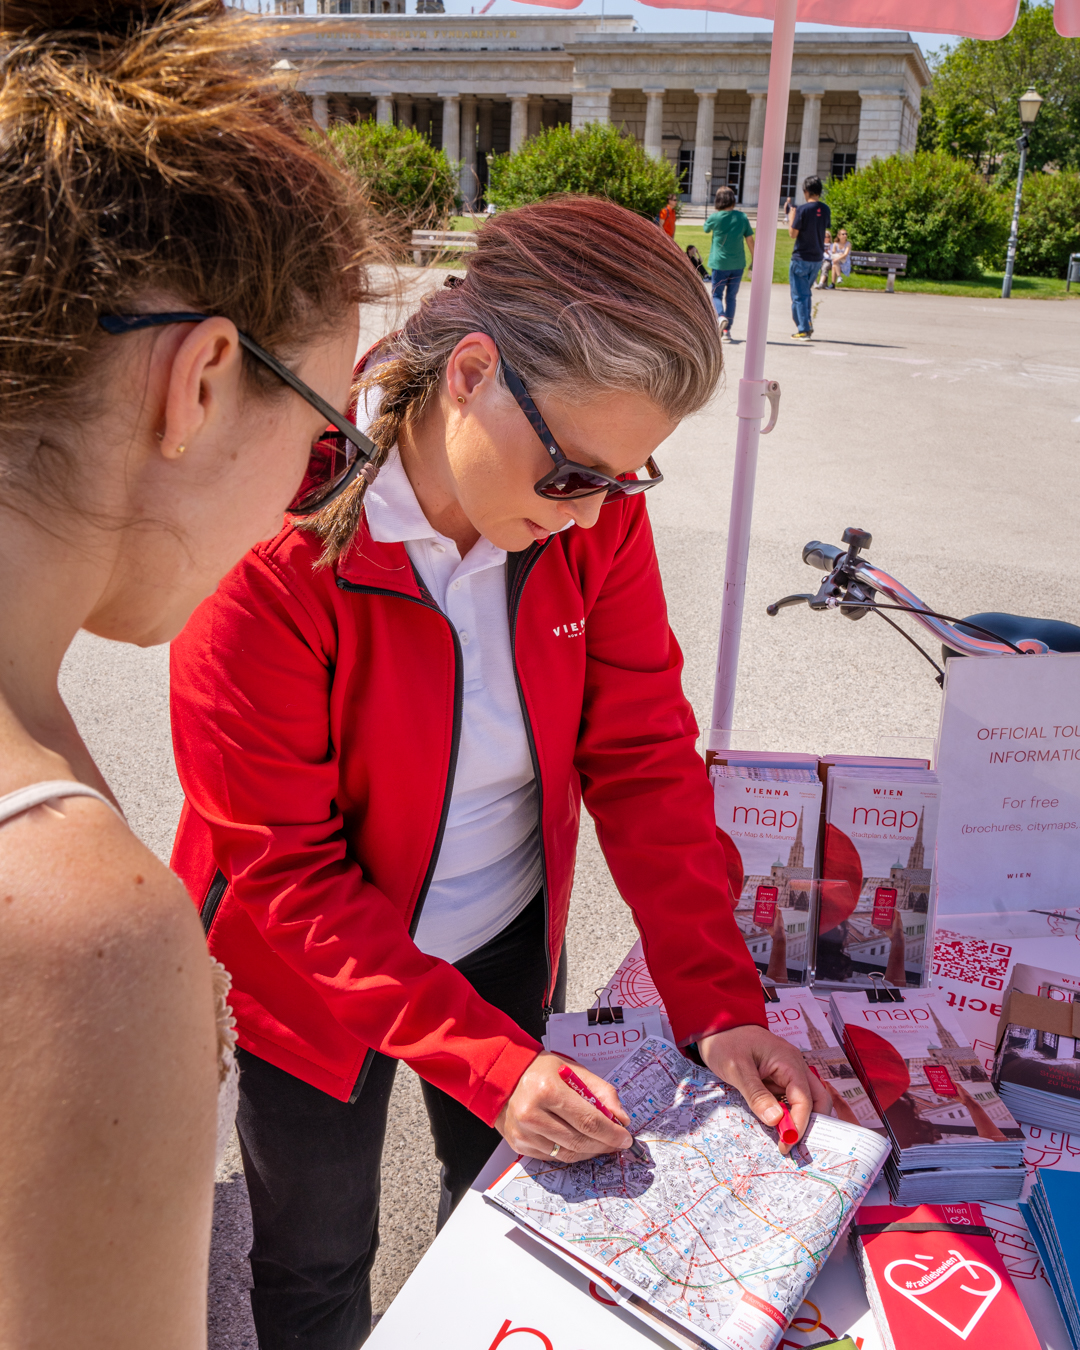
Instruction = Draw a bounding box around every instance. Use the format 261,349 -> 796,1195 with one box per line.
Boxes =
849,250 -> 908,293
411,229 -> 478,267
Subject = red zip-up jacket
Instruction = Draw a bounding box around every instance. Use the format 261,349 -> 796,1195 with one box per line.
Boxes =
169,495 -> 766,1124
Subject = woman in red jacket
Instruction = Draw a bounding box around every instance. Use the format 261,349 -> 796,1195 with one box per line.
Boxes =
170,197 -> 829,1349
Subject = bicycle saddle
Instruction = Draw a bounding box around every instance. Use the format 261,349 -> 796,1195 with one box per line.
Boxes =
945,612 -> 1080,663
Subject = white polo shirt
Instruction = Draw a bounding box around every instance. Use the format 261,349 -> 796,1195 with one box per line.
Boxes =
363,449 -> 544,964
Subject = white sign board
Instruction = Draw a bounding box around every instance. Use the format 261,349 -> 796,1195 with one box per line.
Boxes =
935,654 -> 1080,937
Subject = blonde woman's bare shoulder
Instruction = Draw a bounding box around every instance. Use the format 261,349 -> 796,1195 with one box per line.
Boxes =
0,794 -> 217,1348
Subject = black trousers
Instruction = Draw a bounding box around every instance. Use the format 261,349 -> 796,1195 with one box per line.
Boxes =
235,893 -> 565,1350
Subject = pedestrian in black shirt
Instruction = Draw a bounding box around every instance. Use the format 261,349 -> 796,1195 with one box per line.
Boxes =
785,177 -> 831,341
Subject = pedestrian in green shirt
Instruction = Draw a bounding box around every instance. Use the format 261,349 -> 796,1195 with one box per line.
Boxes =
703,186 -> 755,341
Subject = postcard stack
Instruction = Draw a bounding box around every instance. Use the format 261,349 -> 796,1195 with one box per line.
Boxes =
992,962 -> 1080,1133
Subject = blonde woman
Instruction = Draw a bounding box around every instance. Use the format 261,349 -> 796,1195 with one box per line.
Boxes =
0,2 -> 370,1345
170,196 -> 831,1350
830,227 -> 853,287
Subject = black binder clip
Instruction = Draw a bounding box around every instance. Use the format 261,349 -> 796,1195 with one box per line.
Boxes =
588,988 -> 624,1026
866,972 -> 904,1004
760,976 -> 780,1004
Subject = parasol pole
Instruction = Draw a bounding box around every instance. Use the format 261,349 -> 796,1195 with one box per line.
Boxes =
710,0 -> 797,736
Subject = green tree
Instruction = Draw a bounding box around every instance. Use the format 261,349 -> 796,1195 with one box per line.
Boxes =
825,151 -> 1009,280
324,120 -> 458,247
996,169 -> 1080,274
486,122 -> 679,219
918,1 -> 1080,178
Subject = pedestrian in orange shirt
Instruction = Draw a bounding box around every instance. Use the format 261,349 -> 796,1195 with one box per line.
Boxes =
659,194 -> 678,237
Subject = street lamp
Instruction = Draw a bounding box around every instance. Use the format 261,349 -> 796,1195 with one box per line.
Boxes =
1001,86 -> 1043,299
704,167 -> 712,205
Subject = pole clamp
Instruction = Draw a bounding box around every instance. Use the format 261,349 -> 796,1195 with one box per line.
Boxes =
736,378 -> 781,434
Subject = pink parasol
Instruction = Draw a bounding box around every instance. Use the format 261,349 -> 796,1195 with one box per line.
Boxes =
506,0 -> 1078,731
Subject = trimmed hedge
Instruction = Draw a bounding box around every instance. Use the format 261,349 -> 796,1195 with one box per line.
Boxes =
997,170 -> 1080,277
825,151 -> 1009,281
486,122 -> 680,219
325,120 -> 458,246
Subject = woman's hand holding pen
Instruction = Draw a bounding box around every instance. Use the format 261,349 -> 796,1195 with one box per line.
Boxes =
495,1051 -> 633,1163
699,1024 -> 831,1156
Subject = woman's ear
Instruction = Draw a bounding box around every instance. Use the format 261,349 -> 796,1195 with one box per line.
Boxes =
445,332 -> 500,407
158,317 -> 244,459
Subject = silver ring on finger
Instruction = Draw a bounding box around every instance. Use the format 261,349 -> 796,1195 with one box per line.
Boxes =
549,1142 -> 561,1158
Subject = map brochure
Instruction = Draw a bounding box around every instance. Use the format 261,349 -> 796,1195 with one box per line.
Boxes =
818,768 -> 940,990
849,1201 -> 1041,1350
543,1006 -> 669,1077
765,988 -> 886,1137
1019,1168 -> 1080,1349
992,962 -> 1080,1133
712,766 -> 822,985
829,990 -> 1025,1203
485,1036 -> 891,1350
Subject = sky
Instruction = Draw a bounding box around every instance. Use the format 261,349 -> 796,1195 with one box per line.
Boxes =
443,4 -> 959,61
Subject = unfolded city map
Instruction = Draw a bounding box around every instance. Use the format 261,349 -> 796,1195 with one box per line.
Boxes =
486,1038 -> 890,1350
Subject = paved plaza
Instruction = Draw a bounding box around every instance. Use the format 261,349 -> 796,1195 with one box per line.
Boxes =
58,275 -> 1080,1345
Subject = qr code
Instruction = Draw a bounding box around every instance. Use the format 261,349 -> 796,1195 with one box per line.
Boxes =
932,930 -> 1012,990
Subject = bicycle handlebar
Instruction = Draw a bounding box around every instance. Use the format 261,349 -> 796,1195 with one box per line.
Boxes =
770,532 -> 1050,658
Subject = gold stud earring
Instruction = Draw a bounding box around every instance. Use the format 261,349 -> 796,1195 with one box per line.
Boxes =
177,444 -> 186,455
456,395 -> 466,404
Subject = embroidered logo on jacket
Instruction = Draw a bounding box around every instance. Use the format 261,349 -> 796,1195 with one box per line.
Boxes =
553,616 -> 586,638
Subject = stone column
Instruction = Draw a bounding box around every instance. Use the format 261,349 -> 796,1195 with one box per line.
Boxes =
571,89 -> 611,130
376,95 -> 394,127
396,95 -> 414,130
460,95 -> 478,209
741,90 -> 768,208
642,87 -> 665,161
310,93 -> 329,130
527,96 -> 543,140
690,88 -> 716,207
477,99 -> 494,154
856,90 -> 906,169
439,92 -> 460,161
797,90 -> 823,188
508,94 -> 529,152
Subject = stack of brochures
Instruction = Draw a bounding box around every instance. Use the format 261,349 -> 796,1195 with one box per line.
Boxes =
817,760 -> 939,991
1020,1169 -> 1080,1349
486,1036 -> 890,1350
710,759 -> 822,985
764,988 -> 887,1137
830,989 -> 1026,1203
850,1201 -> 1041,1350
992,962 -> 1080,1133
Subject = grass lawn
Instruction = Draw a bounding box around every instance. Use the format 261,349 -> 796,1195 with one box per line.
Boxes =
449,215 -> 1079,300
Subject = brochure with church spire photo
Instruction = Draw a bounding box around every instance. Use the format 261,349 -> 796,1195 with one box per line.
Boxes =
766,988 -> 886,1136
711,766 -> 822,985
818,767 -> 940,989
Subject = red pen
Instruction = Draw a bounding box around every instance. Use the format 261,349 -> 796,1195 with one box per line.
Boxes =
558,1065 -> 650,1163
775,1100 -> 800,1146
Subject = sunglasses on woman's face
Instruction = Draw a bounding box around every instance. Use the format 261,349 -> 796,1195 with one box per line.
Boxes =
98,311 -> 375,515
500,361 -> 664,503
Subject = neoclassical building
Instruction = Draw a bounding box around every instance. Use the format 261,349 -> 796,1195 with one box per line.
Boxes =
258,12 -> 929,211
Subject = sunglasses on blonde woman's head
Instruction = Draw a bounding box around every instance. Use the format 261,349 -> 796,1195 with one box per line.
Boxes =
500,361 -> 663,502
98,311 -> 377,515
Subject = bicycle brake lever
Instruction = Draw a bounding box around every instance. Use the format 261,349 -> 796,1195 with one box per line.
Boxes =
766,593 -> 815,616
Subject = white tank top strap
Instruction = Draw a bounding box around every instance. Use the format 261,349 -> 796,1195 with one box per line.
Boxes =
0,780 -> 124,826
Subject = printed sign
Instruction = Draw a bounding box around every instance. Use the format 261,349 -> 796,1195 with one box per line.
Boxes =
924,1064 -> 957,1096
935,653 -> 1080,935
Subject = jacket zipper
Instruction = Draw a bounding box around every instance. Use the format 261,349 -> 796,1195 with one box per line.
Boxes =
337,571 -> 464,1101
505,542 -> 554,1015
